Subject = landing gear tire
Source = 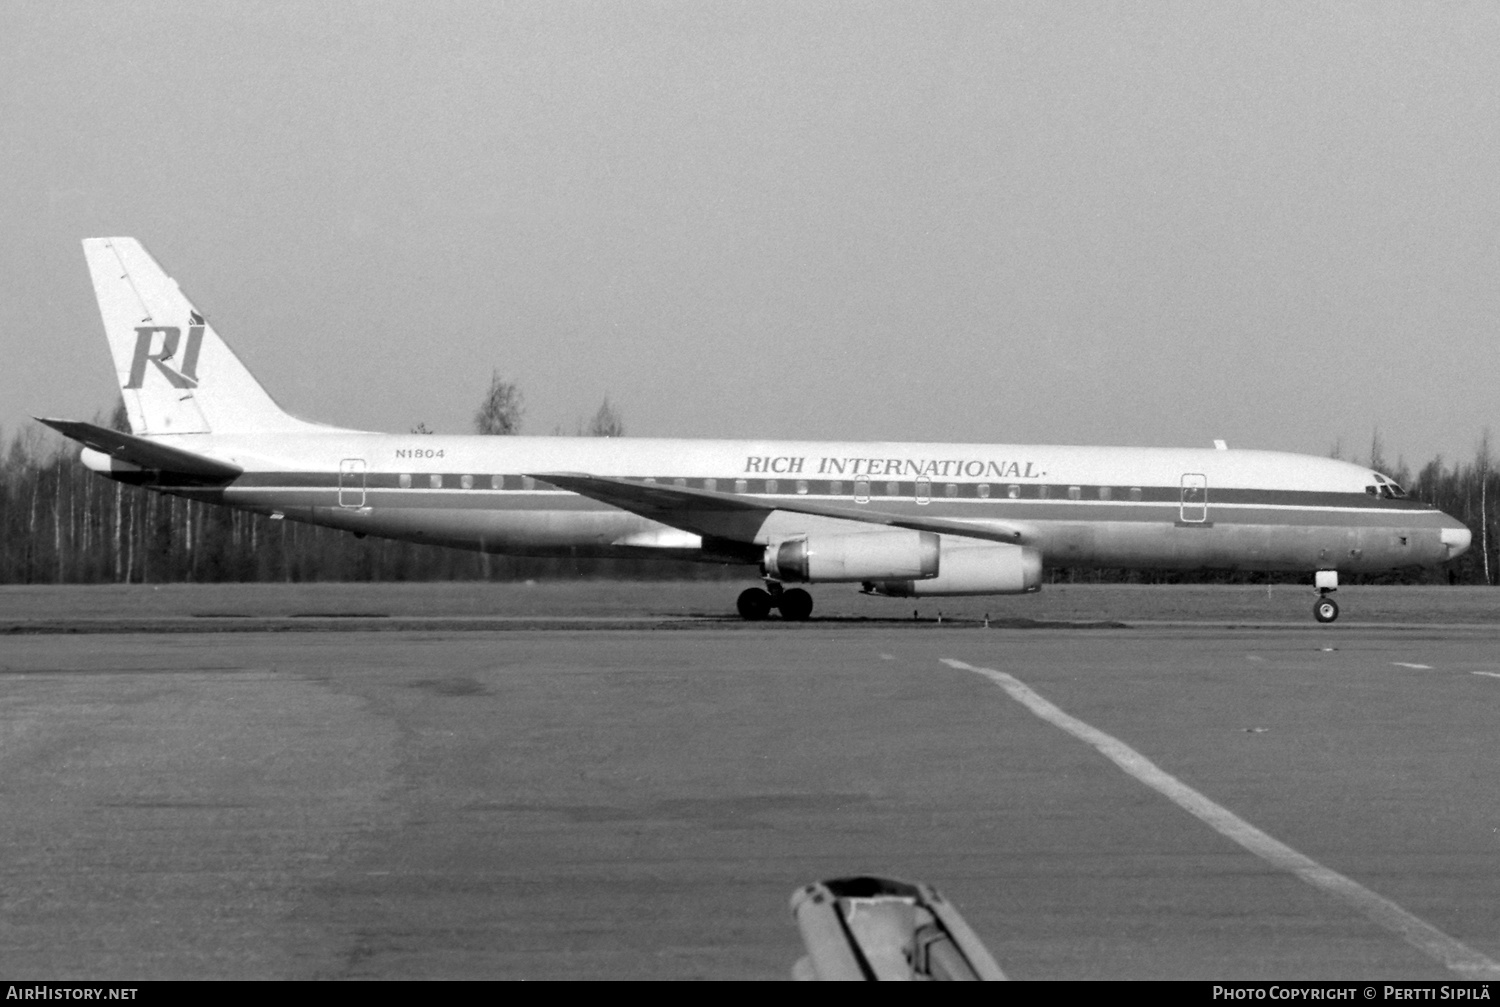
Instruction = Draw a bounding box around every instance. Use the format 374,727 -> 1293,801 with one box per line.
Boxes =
1314,597 -> 1339,624
737,587 -> 773,621
778,588 -> 813,621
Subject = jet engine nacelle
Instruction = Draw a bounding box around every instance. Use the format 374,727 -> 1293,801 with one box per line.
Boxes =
766,530 -> 941,583
864,541 -> 1042,597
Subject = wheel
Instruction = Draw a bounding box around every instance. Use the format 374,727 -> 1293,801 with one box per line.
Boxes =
737,587 -> 772,620
1314,597 -> 1339,623
778,588 -> 813,621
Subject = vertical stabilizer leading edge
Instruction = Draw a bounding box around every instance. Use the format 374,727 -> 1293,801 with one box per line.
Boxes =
82,237 -> 331,436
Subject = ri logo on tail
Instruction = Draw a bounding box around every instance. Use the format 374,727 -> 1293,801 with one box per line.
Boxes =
124,311 -> 206,390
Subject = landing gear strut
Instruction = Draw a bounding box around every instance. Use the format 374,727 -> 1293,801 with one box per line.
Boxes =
736,583 -> 814,621
1313,570 -> 1339,624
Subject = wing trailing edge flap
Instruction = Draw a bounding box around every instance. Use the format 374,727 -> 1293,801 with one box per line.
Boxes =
533,472 -> 1029,547
36,418 -> 243,482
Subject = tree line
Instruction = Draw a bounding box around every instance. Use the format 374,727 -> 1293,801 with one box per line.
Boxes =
0,381 -> 1494,585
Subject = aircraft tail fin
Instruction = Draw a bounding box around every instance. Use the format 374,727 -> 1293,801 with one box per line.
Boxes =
82,237 -> 326,436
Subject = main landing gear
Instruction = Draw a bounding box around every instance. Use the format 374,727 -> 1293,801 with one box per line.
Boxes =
1313,570 -> 1339,624
737,582 -> 813,621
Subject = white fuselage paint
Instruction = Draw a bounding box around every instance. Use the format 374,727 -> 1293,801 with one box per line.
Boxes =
96,431 -> 1469,576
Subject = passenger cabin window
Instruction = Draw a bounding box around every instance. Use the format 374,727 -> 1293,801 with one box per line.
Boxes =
1067,485 -> 1081,500
734,479 -> 747,493
704,478 -> 716,492
766,479 -> 778,494
854,479 -> 871,503
461,474 -> 474,489
885,481 -> 899,497
1037,485 -> 1049,499
944,483 -> 958,498
977,483 -> 990,498
830,480 -> 844,495
1129,486 -> 1142,501
522,476 -> 536,490
915,477 -> 931,504
674,477 -> 687,488
1007,485 -> 1019,499
796,480 -> 809,495
1098,486 -> 1111,500
399,473 -> 412,489
430,474 -> 443,489
491,475 -> 503,490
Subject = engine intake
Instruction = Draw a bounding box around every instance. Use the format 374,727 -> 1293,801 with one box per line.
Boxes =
766,530 -> 941,583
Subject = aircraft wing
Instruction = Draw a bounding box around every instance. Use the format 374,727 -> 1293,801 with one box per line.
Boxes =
36,418 -> 243,482
532,472 -> 1029,546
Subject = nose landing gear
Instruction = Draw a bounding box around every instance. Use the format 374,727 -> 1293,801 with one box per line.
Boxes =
736,583 -> 814,621
1313,570 -> 1339,623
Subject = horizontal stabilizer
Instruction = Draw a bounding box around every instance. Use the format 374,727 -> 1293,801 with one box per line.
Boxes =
36,418 -> 242,482
532,472 -> 1029,546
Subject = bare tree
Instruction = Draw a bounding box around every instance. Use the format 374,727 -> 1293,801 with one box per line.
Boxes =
1479,428 -> 1492,585
474,370 -> 525,435
586,396 -> 624,438
411,422 -> 433,435
1368,428 -> 1387,473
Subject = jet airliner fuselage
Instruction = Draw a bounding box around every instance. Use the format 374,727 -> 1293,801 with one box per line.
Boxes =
43,238 -> 1472,623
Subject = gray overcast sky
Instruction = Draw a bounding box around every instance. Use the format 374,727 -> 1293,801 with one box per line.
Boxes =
3,2 -> 1497,470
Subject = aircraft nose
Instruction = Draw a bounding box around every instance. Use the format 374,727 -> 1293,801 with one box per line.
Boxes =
1441,524 -> 1472,559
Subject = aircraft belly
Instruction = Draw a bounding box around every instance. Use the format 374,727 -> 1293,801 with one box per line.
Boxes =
227,488 -> 669,556
332,506 -> 659,552
1039,518 -> 1449,573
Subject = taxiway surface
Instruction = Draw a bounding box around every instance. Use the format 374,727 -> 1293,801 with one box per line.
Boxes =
3,619 -> 1499,979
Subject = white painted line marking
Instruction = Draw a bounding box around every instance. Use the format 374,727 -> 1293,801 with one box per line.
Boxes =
878,654 -> 895,661
1393,663 -> 1433,670
942,658 -> 1500,979
1472,672 -> 1500,680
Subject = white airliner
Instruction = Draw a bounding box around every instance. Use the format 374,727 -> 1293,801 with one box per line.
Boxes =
42,238 -> 1471,623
